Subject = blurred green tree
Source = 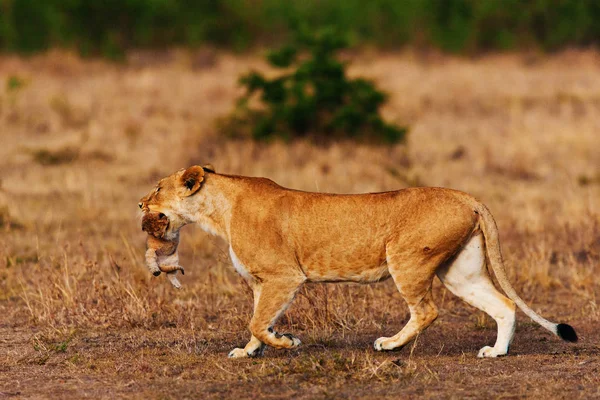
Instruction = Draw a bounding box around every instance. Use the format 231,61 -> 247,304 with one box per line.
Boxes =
2,0 -> 600,57
225,26 -> 407,144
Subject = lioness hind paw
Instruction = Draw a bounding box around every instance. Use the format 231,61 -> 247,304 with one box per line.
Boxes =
477,346 -> 507,358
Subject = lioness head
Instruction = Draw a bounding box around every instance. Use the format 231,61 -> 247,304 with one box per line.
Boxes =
139,165 -> 213,234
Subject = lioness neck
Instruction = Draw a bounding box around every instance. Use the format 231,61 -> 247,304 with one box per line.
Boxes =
189,173 -> 245,241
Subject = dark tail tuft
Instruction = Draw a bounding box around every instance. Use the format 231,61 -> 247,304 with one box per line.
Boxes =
557,323 -> 578,343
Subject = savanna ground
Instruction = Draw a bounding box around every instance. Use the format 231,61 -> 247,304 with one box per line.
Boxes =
0,49 -> 599,399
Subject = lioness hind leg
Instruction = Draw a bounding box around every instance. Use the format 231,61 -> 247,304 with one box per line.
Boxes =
436,232 -> 516,358
228,277 -> 304,359
374,250 -> 440,351
374,288 -> 438,351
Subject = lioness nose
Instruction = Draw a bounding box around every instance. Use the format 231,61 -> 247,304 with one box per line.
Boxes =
138,202 -> 143,209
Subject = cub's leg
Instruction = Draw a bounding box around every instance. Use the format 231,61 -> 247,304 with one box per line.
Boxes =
374,252 -> 439,351
145,248 -> 161,276
159,264 -> 185,274
228,277 -> 304,359
166,272 -> 182,289
159,254 -> 184,289
436,232 -> 516,358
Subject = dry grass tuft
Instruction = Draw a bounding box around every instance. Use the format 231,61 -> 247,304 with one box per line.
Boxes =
30,146 -> 80,166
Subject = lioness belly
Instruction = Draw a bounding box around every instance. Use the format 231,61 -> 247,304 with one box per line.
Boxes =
299,242 -> 390,283
304,262 -> 391,283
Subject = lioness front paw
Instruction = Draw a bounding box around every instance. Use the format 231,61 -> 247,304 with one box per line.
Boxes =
288,335 -> 302,348
248,344 -> 266,357
373,337 -> 394,351
228,345 -> 265,359
275,332 -> 301,348
477,346 -> 507,358
228,348 -> 248,359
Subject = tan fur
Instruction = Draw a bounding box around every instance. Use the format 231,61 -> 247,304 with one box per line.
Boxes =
139,166 -> 576,358
142,212 -> 185,289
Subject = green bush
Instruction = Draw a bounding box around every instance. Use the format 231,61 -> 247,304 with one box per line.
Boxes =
225,27 -> 407,144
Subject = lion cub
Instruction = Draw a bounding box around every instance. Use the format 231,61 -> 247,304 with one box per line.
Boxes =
142,212 -> 184,289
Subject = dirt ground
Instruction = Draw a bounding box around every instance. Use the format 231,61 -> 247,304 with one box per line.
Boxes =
0,49 -> 599,399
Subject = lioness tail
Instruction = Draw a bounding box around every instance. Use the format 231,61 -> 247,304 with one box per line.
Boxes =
475,203 -> 577,343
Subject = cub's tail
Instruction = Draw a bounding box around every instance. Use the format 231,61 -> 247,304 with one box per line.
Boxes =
475,203 -> 577,343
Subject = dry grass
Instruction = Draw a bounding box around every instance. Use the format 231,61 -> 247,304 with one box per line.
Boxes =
0,48 -> 599,399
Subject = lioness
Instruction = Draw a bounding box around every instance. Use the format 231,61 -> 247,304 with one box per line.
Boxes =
139,165 -> 577,359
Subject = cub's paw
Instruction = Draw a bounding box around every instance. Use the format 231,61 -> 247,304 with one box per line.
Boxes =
477,346 -> 507,358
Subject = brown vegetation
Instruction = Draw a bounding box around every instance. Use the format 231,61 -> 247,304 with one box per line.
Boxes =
0,49 -> 599,399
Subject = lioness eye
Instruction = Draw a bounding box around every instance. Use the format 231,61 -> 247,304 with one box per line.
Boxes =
159,213 -> 166,219
156,187 -> 161,193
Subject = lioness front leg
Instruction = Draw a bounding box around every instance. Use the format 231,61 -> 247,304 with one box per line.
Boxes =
228,277 -> 304,359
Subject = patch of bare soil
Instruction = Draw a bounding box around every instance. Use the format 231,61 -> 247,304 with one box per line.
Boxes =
2,309 -> 598,399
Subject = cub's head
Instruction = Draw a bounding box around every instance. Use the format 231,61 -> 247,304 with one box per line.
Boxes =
141,212 -> 169,239
139,165 -> 214,234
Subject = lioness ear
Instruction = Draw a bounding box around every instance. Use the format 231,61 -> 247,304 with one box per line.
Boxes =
180,165 -> 205,196
202,164 -> 215,173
